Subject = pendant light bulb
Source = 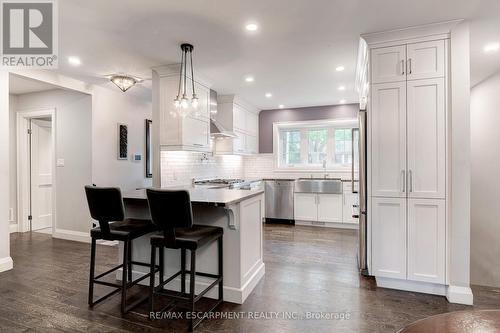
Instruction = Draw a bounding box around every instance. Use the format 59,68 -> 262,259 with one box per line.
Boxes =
174,97 -> 180,108
192,95 -> 199,109
180,96 -> 189,109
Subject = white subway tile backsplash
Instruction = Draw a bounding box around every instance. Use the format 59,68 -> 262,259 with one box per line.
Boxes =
243,154 -> 352,180
160,151 -> 244,187
160,151 -> 352,188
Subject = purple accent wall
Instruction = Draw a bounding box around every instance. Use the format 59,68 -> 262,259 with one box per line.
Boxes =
259,103 -> 359,153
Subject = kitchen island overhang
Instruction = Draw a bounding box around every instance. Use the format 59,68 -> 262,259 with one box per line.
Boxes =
120,187 -> 265,304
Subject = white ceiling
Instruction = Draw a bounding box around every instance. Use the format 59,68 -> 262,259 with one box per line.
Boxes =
54,0 -> 500,109
9,75 -> 59,95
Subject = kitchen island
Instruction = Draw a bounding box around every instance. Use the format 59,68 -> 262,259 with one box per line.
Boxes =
121,186 -> 265,304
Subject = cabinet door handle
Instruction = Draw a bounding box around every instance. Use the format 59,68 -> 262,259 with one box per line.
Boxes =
408,58 -> 412,74
401,170 -> 406,193
408,170 -> 413,192
401,60 -> 405,75
316,195 -> 320,205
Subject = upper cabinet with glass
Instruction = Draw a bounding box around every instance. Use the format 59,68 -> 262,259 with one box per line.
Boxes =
273,119 -> 358,171
152,65 -> 212,152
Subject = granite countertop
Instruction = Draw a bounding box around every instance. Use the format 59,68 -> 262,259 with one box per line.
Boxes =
123,186 -> 264,206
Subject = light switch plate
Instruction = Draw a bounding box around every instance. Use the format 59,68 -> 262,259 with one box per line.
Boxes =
56,158 -> 65,167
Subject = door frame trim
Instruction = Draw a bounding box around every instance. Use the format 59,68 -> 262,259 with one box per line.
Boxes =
16,108 -> 56,234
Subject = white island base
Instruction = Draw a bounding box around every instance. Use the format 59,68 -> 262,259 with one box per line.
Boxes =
121,191 -> 265,304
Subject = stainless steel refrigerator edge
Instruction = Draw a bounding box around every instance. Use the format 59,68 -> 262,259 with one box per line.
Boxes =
357,109 -> 369,275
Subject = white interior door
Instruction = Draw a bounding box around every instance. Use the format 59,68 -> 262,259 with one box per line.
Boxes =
371,82 -> 407,198
407,78 -> 446,199
31,119 -> 53,231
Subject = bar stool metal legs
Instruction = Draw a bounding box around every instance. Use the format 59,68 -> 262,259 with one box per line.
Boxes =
149,235 -> 224,331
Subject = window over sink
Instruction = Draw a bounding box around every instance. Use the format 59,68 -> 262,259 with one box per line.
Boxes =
274,119 -> 357,171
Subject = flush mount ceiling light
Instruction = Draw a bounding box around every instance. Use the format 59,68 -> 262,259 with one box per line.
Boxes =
173,43 -> 199,117
108,74 -> 143,92
279,104 -> 284,109
335,65 -> 345,72
265,93 -> 272,98
245,76 -> 255,83
245,23 -> 258,31
484,42 -> 500,53
338,85 -> 346,91
68,56 -> 81,66
339,99 -> 346,104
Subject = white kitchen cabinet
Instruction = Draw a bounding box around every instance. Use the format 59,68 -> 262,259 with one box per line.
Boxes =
371,45 -> 406,84
154,67 -> 212,152
367,35 -> 448,294
246,134 -> 258,154
343,190 -> 359,224
317,194 -> 343,223
246,112 -> 259,136
371,81 -> 407,198
233,104 -> 246,131
407,199 -> 446,284
214,95 -> 259,155
406,40 -> 445,81
182,116 -> 210,148
407,78 -> 446,199
371,197 -> 407,279
294,193 -> 318,221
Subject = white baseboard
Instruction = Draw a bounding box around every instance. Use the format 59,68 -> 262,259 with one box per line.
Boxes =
295,220 -> 358,229
9,223 -> 18,233
0,257 -> 13,273
53,228 -> 90,243
447,285 -> 474,305
118,262 -> 265,305
376,277 -> 447,296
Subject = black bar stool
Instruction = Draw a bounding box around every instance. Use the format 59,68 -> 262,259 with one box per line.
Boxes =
146,189 -> 223,331
84,186 -> 159,314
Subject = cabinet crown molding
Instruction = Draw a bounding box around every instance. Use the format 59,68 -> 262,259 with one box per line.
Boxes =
361,19 -> 462,47
217,94 -> 260,114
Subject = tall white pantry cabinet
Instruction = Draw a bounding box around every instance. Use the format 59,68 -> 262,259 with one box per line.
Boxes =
368,36 -> 449,293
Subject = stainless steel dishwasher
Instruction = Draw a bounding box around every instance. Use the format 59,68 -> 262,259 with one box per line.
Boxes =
264,179 -> 295,224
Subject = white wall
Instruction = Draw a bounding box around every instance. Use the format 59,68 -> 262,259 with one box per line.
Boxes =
9,95 -> 17,229
91,85 -> 152,191
0,72 -> 13,272
15,89 -> 93,234
8,73 -> 152,239
471,70 -> 500,288
447,21 -> 473,304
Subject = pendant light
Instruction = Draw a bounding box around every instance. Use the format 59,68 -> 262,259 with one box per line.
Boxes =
173,43 -> 198,117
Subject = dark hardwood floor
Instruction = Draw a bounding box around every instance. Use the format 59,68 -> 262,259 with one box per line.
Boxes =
1,225 -> 499,332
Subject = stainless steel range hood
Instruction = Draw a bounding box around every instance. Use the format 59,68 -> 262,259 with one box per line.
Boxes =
210,89 -> 237,138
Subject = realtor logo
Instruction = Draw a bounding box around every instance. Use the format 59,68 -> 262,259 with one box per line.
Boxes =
1,0 -> 58,68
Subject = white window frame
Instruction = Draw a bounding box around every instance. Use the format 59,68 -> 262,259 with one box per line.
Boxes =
273,119 -> 358,172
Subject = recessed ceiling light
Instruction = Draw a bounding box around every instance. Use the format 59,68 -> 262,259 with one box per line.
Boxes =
335,66 -> 345,72
338,85 -> 346,91
245,23 -> 258,31
68,56 -> 81,66
245,76 -> 254,83
279,104 -> 284,109
339,99 -> 346,104
265,93 -> 272,98
484,42 -> 500,53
